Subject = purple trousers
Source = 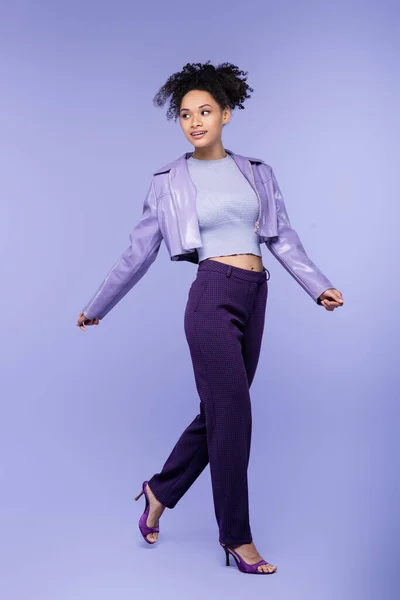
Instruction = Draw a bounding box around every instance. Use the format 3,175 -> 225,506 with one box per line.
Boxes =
147,258 -> 270,546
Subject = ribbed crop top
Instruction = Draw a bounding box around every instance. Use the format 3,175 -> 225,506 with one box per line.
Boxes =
186,153 -> 262,262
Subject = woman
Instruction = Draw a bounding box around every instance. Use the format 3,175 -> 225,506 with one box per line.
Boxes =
76,61 -> 344,575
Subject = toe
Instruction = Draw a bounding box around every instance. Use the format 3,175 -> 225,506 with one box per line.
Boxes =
258,563 -> 276,573
268,564 -> 277,573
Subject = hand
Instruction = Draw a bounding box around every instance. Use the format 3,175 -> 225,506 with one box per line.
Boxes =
317,288 -> 343,311
76,311 -> 100,331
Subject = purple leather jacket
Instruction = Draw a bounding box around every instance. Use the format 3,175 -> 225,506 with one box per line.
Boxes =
82,148 -> 334,320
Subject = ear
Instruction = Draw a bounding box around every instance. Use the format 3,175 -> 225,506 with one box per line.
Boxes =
222,106 -> 231,124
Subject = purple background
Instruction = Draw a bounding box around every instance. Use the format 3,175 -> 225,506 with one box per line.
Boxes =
1,1 -> 399,598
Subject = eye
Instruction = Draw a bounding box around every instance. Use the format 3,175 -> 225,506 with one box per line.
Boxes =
181,110 -> 210,119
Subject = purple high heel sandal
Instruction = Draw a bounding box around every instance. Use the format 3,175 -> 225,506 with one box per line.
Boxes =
134,480 -> 160,544
220,542 -> 277,574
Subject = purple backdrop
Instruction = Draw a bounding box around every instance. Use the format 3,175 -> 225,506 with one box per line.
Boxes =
1,1 -> 398,599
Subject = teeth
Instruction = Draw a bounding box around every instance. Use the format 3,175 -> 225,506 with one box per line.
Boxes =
192,132 -> 205,136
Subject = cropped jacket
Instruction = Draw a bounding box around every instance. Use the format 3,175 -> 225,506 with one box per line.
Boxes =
82,148 -> 335,320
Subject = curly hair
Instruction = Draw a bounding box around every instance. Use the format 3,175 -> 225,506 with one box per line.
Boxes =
153,60 -> 254,121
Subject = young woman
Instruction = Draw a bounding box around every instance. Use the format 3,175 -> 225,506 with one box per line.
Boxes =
76,61 -> 344,575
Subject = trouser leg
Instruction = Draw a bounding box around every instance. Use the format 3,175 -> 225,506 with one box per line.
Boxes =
147,402 -> 208,509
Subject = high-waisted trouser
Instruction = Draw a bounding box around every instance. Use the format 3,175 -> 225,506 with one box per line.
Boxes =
147,258 -> 270,546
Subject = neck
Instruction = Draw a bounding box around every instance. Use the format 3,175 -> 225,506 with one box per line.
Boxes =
191,140 -> 227,160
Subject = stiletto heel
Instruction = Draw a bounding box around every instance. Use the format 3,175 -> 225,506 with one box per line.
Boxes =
134,480 -> 160,544
220,542 -> 277,575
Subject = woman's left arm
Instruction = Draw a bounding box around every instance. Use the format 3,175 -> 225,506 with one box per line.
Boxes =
265,167 -> 343,311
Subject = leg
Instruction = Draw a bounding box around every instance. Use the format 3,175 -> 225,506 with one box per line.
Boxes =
148,276 -> 268,511
227,277 -> 277,572
242,277 -> 268,389
146,279 -> 213,509
147,267 -> 267,546
147,402 -> 209,509
182,269 -> 259,546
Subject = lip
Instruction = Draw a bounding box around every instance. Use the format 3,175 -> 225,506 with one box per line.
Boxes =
191,131 -> 207,138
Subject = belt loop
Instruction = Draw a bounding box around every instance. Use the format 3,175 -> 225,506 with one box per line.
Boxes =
265,267 -> 270,281
226,265 -> 233,277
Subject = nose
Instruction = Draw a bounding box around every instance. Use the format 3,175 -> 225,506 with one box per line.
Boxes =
191,115 -> 203,128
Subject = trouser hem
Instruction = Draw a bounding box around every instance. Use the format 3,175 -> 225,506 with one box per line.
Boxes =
146,478 -> 177,509
220,536 -> 253,546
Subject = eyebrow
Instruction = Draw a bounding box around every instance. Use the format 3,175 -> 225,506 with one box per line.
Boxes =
180,103 -> 212,112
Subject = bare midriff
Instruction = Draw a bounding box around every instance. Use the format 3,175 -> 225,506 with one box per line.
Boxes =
201,254 -> 264,273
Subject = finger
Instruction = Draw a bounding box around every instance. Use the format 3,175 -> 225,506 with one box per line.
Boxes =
328,302 -> 340,310
325,295 -> 341,306
323,290 -> 342,303
326,302 -> 339,310
324,294 -> 340,304
332,291 -> 343,303
322,300 -> 334,310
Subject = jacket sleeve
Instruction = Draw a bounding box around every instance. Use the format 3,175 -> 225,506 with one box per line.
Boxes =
265,167 -> 334,304
81,177 -> 163,320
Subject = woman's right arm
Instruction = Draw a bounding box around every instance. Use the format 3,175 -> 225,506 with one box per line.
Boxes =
80,177 -> 163,321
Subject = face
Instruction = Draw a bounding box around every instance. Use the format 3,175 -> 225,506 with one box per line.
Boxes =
179,89 -> 231,149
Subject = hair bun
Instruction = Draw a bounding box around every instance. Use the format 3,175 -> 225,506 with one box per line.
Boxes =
202,64 -> 216,77
153,61 -> 254,121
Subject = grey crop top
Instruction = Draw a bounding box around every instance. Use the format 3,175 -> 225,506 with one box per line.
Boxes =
186,153 -> 262,262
